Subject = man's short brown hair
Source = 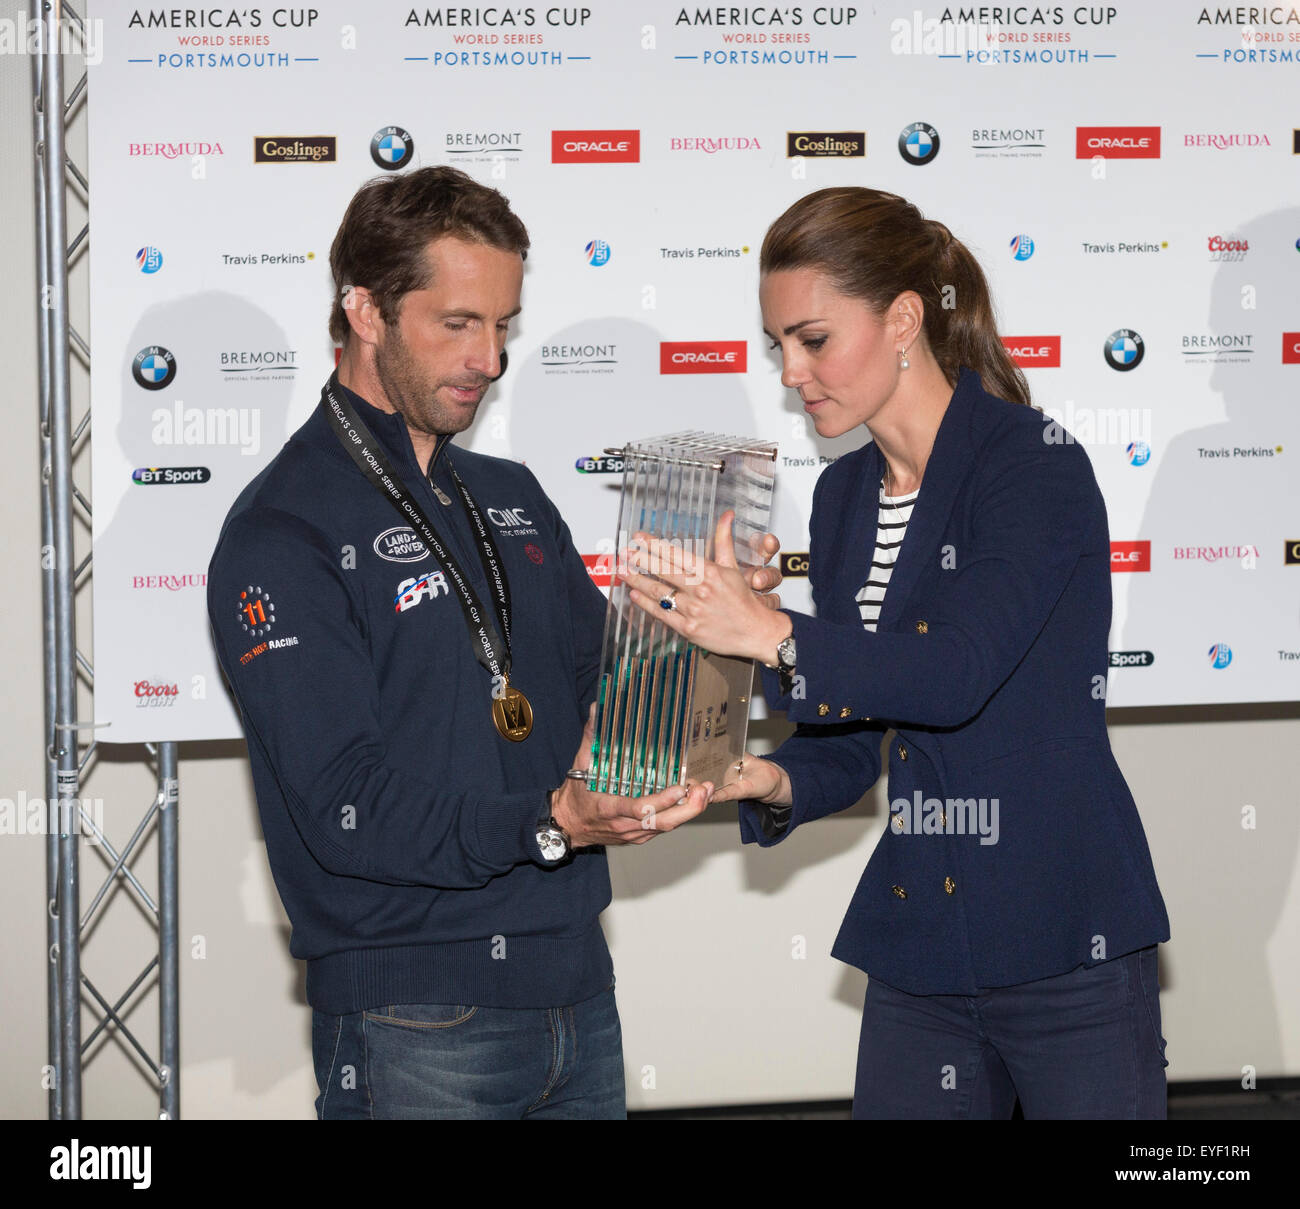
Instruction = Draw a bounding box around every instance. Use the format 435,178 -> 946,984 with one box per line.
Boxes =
328,166 -> 530,344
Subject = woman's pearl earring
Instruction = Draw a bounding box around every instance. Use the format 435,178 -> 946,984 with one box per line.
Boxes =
899,345 -> 911,370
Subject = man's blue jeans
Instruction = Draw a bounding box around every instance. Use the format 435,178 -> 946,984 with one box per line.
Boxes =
854,945 -> 1169,1119
312,985 -> 625,1119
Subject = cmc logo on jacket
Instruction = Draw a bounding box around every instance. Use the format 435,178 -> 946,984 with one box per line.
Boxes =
1075,126 -> 1161,158
660,341 -> 747,374
551,130 -> 640,162
1110,540 -> 1151,572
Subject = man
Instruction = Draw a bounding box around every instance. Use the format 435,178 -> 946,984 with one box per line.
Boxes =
208,167 -> 775,1119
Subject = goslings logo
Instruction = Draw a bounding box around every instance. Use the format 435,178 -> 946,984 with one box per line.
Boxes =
1076,127 -> 1161,158
132,346 -> 176,390
373,527 -> 430,564
254,136 -> 336,163
1104,329 -> 1144,371
371,126 -> 413,170
786,131 -> 864,158
136,245 -> 163,273
552,130 -> 639,163
660,341 -> 747,374
237,585 -> 275,637
585,239 -> 611,266
1285,539 -> 1300,566
1002,336 -> 1060,368
1208,643 -> 1233,669
1110,540 -> 1151,572
779,552 -> 810,578
1009,234 -> 1034,260
899,121 -> 940,164
132,466 -> 211,485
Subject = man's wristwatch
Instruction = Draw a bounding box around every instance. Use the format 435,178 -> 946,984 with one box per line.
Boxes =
535,793 -> 572,863
776,634 -> 797,673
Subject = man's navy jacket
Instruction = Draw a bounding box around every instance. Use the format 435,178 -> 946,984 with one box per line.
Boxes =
745,367 -> 1171,995
208,381 -> 612,1014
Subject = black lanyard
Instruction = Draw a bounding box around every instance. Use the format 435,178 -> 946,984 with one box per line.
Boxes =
321,374 -> 514,684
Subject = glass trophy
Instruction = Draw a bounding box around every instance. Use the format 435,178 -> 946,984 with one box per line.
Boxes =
588,431 -> 778,796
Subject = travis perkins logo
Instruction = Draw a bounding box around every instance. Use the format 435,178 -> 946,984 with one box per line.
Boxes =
254,136 -> 336,163
660,341 -> 747,374
1076,126 -> 1161,158
786,131 -> 864,157
551,130 -> 639,163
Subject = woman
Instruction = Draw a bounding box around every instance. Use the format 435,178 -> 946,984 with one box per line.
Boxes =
623,187 -> 1171,1120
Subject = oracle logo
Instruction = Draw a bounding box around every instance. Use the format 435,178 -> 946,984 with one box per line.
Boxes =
582,553 -> 616,587
660,341 -> 748,374
1001,336 -> 1061,368
1075,127 -> 1161,159
1283,333 -> 1300,365
1110,540 -> 1151,572
552,130 -> 640,163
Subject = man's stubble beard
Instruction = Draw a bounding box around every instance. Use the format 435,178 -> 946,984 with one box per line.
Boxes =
374,324 -> 488,439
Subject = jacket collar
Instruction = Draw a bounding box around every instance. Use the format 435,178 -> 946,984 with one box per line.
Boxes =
850,366 -> 984,631
331,375 -> 454,480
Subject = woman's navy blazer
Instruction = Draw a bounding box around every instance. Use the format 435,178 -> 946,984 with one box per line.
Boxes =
744,367 -> 1170,995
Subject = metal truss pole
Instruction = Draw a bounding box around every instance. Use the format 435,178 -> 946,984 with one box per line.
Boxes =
35,0 -> 181,1120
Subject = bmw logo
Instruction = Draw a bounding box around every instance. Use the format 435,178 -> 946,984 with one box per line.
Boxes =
1010,234 -> 1034,260
132,345 -> 176,390
371,126 -> 413,170
1104,328 -> 1144,372
898,122 -> 940,165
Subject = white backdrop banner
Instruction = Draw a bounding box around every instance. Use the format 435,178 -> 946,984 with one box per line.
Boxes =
87,1 -> 1300,743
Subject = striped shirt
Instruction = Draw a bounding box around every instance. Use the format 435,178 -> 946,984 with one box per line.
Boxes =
856,480 -> 919,632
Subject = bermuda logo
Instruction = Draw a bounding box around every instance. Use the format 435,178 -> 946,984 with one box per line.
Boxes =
373,527 -> 430,563
1104,329 -> 1144,371
132,345 -> 176,390
371,126 -> 413,170
898,122 -> 939,165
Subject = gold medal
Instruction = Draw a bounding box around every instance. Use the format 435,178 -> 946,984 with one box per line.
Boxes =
492,682 -> 534,742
